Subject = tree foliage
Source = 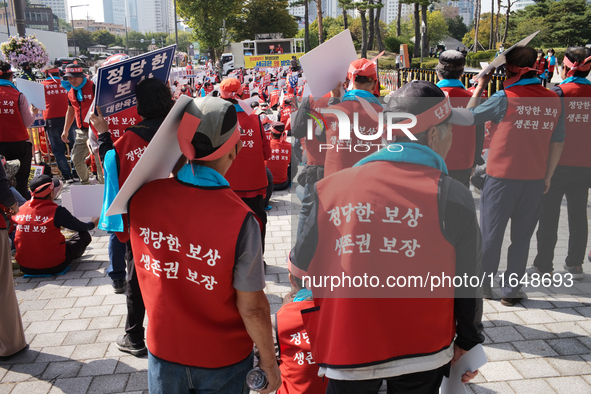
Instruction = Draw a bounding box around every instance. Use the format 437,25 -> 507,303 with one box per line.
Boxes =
165,31 -> 196,53
67,29 -> 94,52
446,15 -> 468,41
92,30 -> 117,47
232,0 -> 298,41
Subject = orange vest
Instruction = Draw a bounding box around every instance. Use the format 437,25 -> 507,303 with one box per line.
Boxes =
277,300 -> 329,394
14,199 -> 65,270
224,110 -> 268,196
487,84 -> 561,180
556,82 -> 591,167
0,86 -> 28,142
302,162 -> 456,368
440,85 -> 477,170
129,178 -> 255,368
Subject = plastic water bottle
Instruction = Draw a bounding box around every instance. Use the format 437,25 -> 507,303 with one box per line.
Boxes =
246,367 -> 268,391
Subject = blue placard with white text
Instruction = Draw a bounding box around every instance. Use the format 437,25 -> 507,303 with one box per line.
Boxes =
95,45 -> 176,117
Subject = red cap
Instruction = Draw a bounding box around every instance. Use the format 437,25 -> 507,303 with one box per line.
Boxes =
219,78 -> 243,99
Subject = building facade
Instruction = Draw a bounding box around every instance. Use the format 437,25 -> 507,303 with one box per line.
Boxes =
36,0 -> 68,22
71,19 -> 131,36
103,0 -> 127,27
136,0 -> 175,34
0,3 -> 58,32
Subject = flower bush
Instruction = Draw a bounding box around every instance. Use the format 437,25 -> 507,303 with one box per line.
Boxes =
1,35 -> 49,69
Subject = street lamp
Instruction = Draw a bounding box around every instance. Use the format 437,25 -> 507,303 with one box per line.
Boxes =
70,4 -> 89,56
420,21 -> 426,66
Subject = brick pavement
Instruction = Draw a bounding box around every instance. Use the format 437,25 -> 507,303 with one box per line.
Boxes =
1,186 -> 590,393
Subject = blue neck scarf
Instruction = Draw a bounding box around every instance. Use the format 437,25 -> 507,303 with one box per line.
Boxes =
0,79 -> 19,92
436,79 -> 466,89
61,77 -> 87,101
293,288 -> 313,302
342,89 -> 382,106
177,163 -> 229,187
505,77 -> 541,90
354,142 -> 448,174
559,76 -> 591,86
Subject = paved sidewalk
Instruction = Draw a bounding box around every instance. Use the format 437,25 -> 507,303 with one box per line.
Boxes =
1,186 -> 590,393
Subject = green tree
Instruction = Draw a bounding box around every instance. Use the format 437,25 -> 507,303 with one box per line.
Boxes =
92,30 -> 117,46
233,0 -> 298,41
338,0 -> 354,29
446,15 -> 468,41
58,18 -> 72,33
166,31 -> 196,53
67,29 -> 94,52
145,32 -> 170,48
425,11 -> 448,47
544,0 -> 591,46
176,0 -> 240,60
126,31 -> 148,51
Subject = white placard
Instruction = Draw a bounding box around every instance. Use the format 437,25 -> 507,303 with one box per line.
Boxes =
479,62 -> 490,70
473,31 -> 540,80
68,185 -> 104,219
106,95 -> 193,216
14,79 -> 46,110
299,29 -> 358,97
278,79 -> 286,88
440,344 -> 488,394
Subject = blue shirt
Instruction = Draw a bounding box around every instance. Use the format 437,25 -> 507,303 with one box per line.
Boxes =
469,78 -> 565,142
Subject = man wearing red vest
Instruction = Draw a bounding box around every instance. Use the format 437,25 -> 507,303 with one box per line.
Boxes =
92,78 -> 175,357
219,78 -> 271,252
469,46 -> 565,306
265,122 -> 291,191
0,60 -> 38,199
436,50 -> 485,187
291,81 -> 482,393
275,273 -> 328,394
531,47 -> 591,280
42,66 -> 76,182
60,64 -> 97,185
319,58 -> 384,177
14,175 -> 97,275
534,49 -> 549,86
128,96 -> 281,393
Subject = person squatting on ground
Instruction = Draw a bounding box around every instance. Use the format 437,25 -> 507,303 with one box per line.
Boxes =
290,80 -> 483,394
13,175 -> 97,276
468,46 -> 565,306
128,96 -> 281,394
0,160 -> 27,361
92,78 -> 175,357
0,60 -> 38,199
531,46 -> 591,280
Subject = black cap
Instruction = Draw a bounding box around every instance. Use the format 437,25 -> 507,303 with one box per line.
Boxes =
29,175 -> 57,198
63,63 -> 85,78
437,50 -> 465,71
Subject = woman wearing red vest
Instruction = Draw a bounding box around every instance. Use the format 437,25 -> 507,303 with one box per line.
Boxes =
469,47 -> 564,306
0,60 -> 38,199
532,47 -> 591,280
0,160 -> 27,361
291,81 -> 482,393
42,66 -> 76,182
13,175 -> 97,275
534,49 -> 549,86
436,50 -> 485,187
275,273 -> 328,394
128,97 -> 280,394
60,64 -> 97,185
92,78 -> 175,357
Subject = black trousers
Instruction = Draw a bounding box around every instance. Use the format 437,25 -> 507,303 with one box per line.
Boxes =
242,195 -> 267,253
534,165 -> 591,272
326,365 -> 447,394
0,141 -> 32,200
124,241 -> 146,344
448,168 -> 472,188
19,231 -> 91,275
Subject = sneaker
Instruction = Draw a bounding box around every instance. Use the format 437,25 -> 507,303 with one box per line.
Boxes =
65,177 -> 75,184
526,265 -> 553,277
563,264 -> 584,280
501,290 -> 528,307
71,175 -> 80,183
112,279 -> 126,294
116,335 -> 147,357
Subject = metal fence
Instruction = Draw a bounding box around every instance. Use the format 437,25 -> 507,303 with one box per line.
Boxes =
379,68 -> 508,97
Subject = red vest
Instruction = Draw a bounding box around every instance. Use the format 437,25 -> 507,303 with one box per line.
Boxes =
13,199 -> 65,270
113,129 -> 151,243
280,106 -> 291,124
440,86 -> 477,171
266,139 -> 291,184
129,178 -> 254,368
556,82 -> 591,167
42,79 -> 69,120
323,100 -> 383,177
302,162 -> 456,368
105,106 -> 142,144
304,97 -> 332,167
242,84 -> 251,99
487,85 -> 561,180
534,58 -> 547,73
68,79 -> 95,129
225,111 -> 268,195
270,89 -> 280,107
277,300 -> 329,394
0,86 -> 28,142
